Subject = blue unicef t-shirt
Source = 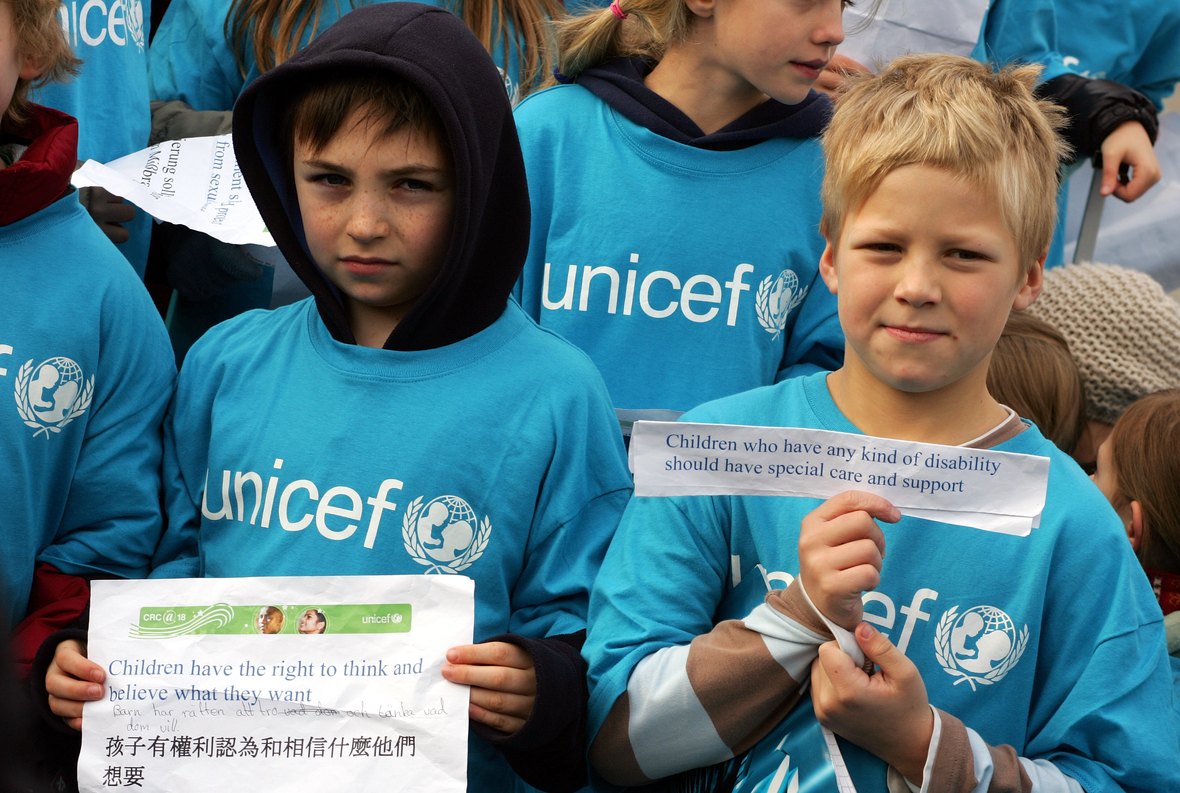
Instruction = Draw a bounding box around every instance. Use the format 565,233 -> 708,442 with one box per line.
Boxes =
513,83 -> 842,415
35,0 -> 153,277
0,194 -> 175,630
151,299 -> 632,793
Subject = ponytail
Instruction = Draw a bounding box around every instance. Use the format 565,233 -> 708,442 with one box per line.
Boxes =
552,0 -> 691,83
228,0 -> 559,99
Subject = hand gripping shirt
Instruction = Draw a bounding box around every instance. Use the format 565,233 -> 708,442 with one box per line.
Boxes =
512,84 -> 842,415
583,372 -> 1180,793
0,193 -> 175,630
151,299 -> 633,793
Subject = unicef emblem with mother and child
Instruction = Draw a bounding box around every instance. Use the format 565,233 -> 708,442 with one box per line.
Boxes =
402,494 -> 492,574
14,357 -> 94,438
935,605 -> 1029,691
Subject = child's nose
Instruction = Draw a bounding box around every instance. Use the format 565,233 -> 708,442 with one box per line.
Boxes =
346,192 -> 391,243
893,257 -> 941,307
813,0 -> 846,47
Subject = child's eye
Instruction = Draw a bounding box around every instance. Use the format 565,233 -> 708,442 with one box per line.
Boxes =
312,173 -> 349,187
948,249 -> 985,261
864,242 -> 901,253
398,179 -> 434,192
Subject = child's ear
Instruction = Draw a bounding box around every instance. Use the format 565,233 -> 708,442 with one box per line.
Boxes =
685,0 -> 716,19
1012,248 -> 1046,311
1128,500 -> 1145,552
19,51 -> 44,81
819,239 -> 838,296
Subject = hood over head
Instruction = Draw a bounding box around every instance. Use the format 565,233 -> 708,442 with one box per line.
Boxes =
233,2 -> 529,350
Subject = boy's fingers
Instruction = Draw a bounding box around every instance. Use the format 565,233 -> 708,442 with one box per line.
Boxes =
56,642 -> 104,683
445,641 -> 533,670
441,663 -> 537,696
468,701 -> 527,735
855,622 -> 906,674
814,491 -> 900,524
468,686 -> 535,719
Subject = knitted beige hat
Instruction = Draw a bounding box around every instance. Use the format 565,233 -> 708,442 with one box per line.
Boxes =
1024,263 -> 1180,425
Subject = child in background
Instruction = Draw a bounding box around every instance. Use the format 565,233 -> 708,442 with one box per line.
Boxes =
1,0 -> 174,786
44,6 -> 632,791
1089,390 -> 1180,718
1024,262 -> 1180,470
33,0 -> 155,277
513,0 -> 844,417
985,312 -> 1086,455
1,0 -> 173,658
583,54 -> 1180,792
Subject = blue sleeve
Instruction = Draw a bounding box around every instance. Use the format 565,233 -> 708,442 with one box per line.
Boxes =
148,0 -> 243,109
36,271 -> 176,581
584,492 -> 732,741
778,265 -> 842,381
508,361 -> 632,639
974,0 -> 1070,83
149,334 -> 223,579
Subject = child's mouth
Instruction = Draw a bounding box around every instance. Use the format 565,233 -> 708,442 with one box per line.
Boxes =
884,325 -> 945,342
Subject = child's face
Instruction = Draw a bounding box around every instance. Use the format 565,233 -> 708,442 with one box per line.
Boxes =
1090,435 -> 1121,508
705,0 -> 845,105
294,110 -> 454,333
0,1 -> 42,123
820,164 -> 1043,395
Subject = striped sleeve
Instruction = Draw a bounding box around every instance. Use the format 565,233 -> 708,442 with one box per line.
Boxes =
891,710 -> 1085,793
590,579 -> 832,785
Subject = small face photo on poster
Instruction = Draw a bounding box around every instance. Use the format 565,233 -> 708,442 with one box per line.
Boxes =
298,608 -> 327,634
257,606 -> 284,634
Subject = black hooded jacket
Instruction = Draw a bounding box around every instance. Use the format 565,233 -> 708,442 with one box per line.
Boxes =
233,2 -> 530,352
575,56 -> 833,149
230,6 -> 592,791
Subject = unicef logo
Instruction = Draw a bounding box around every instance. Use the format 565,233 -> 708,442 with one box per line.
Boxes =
125,0 -> 146,51
14,358 -> 94,438
402,495 -> 492,574
755,270 -> 809,339
935,605 -> 1029,691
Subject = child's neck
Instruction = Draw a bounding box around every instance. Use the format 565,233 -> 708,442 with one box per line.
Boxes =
644,43 -> 769,136
826,359 -> 1011,446
347,300 -> 402,349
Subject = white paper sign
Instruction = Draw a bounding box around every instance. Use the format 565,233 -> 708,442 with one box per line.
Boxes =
78,575 -> 473,792
630,422 -> 1049,536
72,134 -> 274,246
839,0 -> 989,70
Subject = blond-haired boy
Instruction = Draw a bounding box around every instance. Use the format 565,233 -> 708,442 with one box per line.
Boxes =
584,54 -> 1180,793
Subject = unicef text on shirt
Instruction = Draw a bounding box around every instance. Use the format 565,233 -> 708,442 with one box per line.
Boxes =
57,0 -> 147,50
541,256 -> 748,323
541,257 -> 809,338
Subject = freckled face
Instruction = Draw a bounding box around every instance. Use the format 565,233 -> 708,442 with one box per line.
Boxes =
819,164 -> 1042,394
293,111 -> 455,329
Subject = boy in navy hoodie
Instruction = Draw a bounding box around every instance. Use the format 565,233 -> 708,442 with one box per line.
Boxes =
44,5 -> 632,791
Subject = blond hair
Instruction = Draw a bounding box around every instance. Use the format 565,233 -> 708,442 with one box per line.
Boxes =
2,0 -> 80,127
986,312 -> 1086,455
1110,390 -> 1180,575
227,0 -> 560,97
820,54 -> 1068,267
550,0 -> 691,82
